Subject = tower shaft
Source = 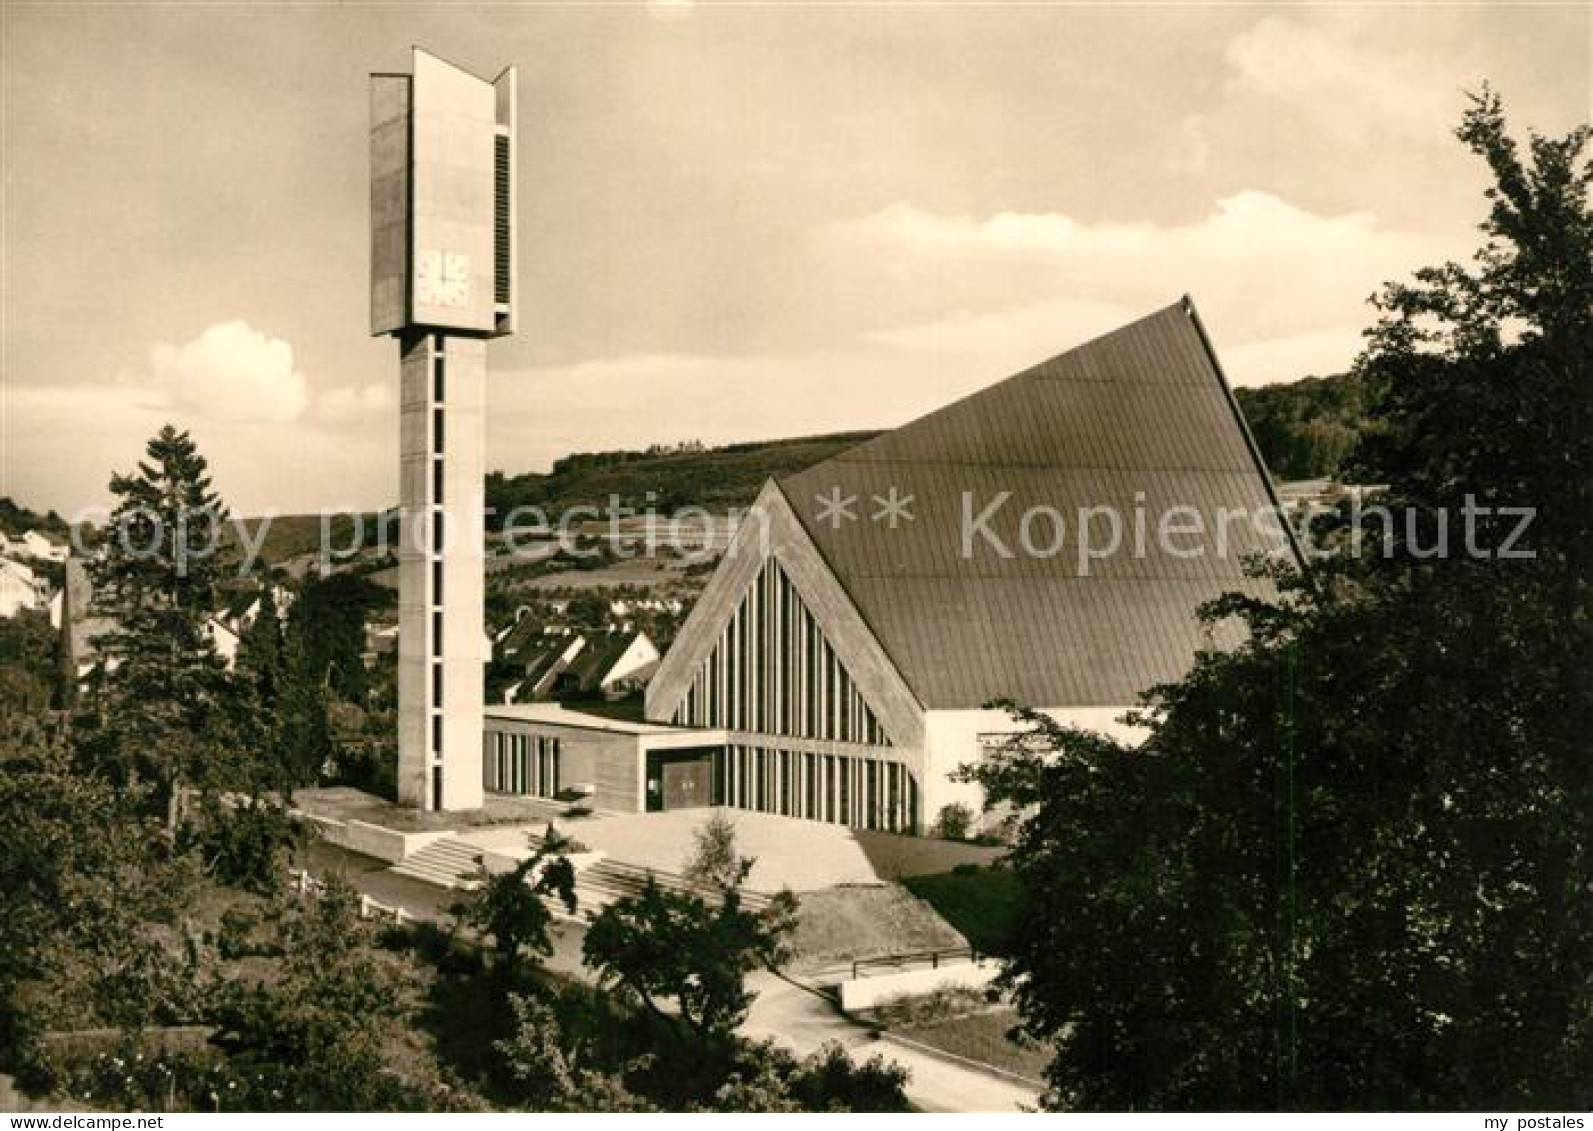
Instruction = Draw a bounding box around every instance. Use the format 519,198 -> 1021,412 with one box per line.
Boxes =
396,331 -> 486,810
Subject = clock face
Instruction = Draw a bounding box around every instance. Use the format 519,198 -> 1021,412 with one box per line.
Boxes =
416,249 -> 470,309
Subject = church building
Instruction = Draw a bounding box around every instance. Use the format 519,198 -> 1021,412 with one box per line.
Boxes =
638,298 -> 1300,833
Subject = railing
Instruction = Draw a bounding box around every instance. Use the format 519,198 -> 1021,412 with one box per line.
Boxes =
851,945 -> 978,981
287,867 -> 411,925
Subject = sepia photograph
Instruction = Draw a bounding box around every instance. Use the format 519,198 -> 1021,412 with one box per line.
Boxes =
1,0 -> 1588,1120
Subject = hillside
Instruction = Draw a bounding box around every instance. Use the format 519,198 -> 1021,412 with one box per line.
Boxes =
1234,372 -> 1368,482
23,386 -> 1364,575
0,497 -> 70,539
483,431 -> 882,527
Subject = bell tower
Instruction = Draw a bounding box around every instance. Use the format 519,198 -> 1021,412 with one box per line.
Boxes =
371,48 -> 516,810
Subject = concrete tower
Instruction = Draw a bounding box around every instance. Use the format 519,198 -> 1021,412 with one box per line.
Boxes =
371,48 -> 516,810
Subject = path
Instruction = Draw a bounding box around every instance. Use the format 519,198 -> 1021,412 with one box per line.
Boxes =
742,972 -> 1041,1113
304,843 -> 1040,1113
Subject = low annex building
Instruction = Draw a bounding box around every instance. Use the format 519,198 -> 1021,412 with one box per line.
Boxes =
482,299 -> 1300,830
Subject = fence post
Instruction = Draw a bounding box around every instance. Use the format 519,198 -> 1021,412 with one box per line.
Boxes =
360,894 -> 372,919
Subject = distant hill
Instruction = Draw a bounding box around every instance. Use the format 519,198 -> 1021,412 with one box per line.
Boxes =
484,431 -> 882,527
0,497 -> 70,539
1234,373 -> 1368,482
29,385 -> 1361,574
221,511 -> 399,567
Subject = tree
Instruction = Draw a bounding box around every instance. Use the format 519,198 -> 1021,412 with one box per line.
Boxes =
705,1040 -> 911,1113
1,732 -> 199,1061
289,572 -> 392,705
583,855 -> 797,1041
77,425 -> 256,822
967,92 -> 1592,1110
450,826 -> 577,981
493,991 -> 652,1112
236,584 -> 285,711
682,810 -> 752,892
208,876 -> 443,1111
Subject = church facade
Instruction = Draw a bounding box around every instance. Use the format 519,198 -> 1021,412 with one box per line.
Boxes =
641,298 -> 1300,833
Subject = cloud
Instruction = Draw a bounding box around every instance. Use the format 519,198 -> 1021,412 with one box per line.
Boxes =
822,192 -> 1451,385
1220,11 -> 1468,146
148,320 -> 308,423
312,382 -> 394,424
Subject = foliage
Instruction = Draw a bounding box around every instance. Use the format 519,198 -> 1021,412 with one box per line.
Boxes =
185,797 -> 304,895
704,1040 -> 910,1113
583,873 -> 798,1040
288,572 -> 392,705
1234,373 -> 1368,481
493,992 -> 652,1111
681,810 -> 752,892
868,984 -> 992,1028
449,826 -> 577,980
931,801 -> 975,841
0,735 -> 201,1055
0,609 -> 62,716
75,426 -> 259,818
206,877 -> 458,1111
902,867 -> 1024,956
966,92 -> 1592,1110
0,496 -> 70,538
485,431 -> 881,528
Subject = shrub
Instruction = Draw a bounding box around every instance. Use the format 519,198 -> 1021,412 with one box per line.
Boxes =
931,802 -> 974,841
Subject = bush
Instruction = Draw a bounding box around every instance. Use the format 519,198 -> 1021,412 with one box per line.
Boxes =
189,799 -> 303,895
931,802 -> 974,841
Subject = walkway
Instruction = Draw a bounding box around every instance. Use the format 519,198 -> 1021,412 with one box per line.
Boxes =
302,841 -> 1040,1112
462,806 -> 1001,892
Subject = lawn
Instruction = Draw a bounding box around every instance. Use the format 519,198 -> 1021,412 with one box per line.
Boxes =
901,867 -> 1025,957
895,1007 -> 1049,1084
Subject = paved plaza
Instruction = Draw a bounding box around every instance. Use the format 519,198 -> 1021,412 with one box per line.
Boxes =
460,806 -> 1002,892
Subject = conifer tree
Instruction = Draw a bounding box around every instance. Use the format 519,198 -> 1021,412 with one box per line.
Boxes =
79,425 -> 248,822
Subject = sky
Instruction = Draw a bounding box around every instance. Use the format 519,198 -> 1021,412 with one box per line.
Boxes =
2,2 -> 1588,517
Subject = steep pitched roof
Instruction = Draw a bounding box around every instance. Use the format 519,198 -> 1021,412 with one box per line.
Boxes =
778,298 -> 1297,710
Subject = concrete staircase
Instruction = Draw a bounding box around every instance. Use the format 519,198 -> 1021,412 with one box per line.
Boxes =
573,858 -> 775,918
386,834 -> 778,921
389,836 -> 486,889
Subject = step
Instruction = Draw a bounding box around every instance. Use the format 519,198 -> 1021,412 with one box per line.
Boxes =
389,837 -> 488,889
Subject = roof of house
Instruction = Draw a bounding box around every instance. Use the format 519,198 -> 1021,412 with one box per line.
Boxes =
777,298 -> 1298,710
561,630 -> 652,688
485,701 -> 703,736
1,557 -> 40,586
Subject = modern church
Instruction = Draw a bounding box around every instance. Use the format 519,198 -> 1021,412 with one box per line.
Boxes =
373,51 -> 1298,829
482,302 -> 1299,832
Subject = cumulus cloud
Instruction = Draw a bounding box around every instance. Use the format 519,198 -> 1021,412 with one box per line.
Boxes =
149,320 -> 308,423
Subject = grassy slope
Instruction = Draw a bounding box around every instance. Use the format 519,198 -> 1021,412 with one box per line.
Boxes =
786,885 -> 967,973
895,1008 -> 1050,1082
902,867 -> 1025,957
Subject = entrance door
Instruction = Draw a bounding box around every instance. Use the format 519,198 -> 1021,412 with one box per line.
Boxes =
662,759 -> 712,810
